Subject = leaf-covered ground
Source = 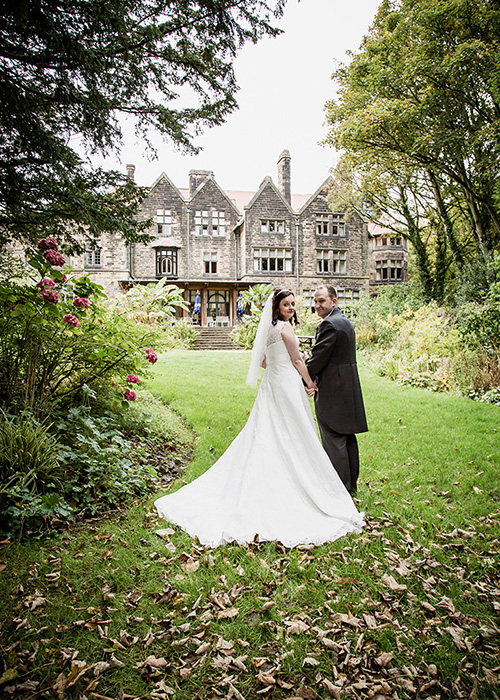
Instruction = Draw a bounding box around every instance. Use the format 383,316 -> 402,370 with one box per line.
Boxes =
1,354 -> 499,699
1,504 -> 499,699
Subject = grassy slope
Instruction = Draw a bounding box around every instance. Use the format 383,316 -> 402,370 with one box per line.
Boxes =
1,351 -> 499,699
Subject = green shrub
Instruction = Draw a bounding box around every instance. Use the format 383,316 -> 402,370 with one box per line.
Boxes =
230,313 -> 260,348
365,302 -> 463,392
230,284 -> 274,348
347,284 -> 425,349
0,414 -> 71,536
163,319 -> 199,349
0,413 -> 60,483
459,287 -> 500,361
0,239 -> 162,413
52,405 -> 156,517
295,296 -> 321,337
113,279 -> 189,324
0,389 -> 192,538
115,389 -> 193,445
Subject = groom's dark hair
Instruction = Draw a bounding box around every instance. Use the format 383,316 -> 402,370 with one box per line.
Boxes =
316,284 -> 337,301
272,288 -> 299,326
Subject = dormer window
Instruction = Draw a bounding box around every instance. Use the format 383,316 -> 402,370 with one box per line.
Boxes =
261,220 -> 284,234
157,209 -> 172,236
195,210 -> 226,236
212,211 -> 226,237
316,213 -> 345,237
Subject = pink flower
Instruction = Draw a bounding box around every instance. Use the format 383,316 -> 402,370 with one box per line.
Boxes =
73,297 -> 89,309
126,374 -> 140,384
124,389 -> 137,402
37,277 -> 56,289
60,274 -> 68,283
62,313 -> 79,327
40,288 -> 59,304
145,348 -> 158,364
37,237 -> 59,252
43,249 -> 66,267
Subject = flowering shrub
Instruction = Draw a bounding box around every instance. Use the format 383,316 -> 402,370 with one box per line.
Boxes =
37,277 -> 56,289
43,249 -> 66,267
62,313 -> 79,327
37,237 -> 59,252
0,239 -> 161,412
73,297 -> 89,308
145,348 -> 158,364
40,288 -> 59,304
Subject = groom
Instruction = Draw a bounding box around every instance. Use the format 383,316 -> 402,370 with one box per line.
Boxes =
306,285 -> 368,494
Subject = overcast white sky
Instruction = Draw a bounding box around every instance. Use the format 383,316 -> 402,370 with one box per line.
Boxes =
84,0 -> 380,195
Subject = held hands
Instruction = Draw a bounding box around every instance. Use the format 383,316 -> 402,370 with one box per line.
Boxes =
305,382 -> 318,397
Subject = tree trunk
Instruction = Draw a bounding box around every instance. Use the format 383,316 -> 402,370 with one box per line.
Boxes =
428,169 -> 465,270
399,187 -> 434,301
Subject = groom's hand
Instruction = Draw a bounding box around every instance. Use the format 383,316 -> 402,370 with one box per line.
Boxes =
305,383 -> 317,397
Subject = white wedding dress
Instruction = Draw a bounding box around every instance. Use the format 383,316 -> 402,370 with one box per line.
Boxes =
154,320 -> 364,548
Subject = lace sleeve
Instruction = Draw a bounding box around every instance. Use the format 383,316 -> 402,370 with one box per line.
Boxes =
267,320 -> 286,346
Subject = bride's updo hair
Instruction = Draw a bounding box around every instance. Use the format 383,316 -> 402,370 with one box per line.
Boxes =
271,288 -> 298,326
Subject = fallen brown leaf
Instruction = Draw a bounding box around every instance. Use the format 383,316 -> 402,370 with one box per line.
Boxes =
381,573 -> 407,593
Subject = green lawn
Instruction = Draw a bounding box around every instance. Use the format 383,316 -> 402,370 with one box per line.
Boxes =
1,351 -> 499,699
150,350 -> 499,532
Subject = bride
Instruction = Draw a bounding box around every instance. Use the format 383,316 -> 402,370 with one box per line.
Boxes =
154,288 -> 364,548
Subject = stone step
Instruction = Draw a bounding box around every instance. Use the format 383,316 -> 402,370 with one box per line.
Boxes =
192,326 -> 243,350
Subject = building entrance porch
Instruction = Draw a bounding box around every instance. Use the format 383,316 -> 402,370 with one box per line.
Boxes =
184,283 -> 249,327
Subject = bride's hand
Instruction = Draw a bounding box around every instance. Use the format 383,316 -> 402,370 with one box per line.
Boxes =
305,383 -> 317,397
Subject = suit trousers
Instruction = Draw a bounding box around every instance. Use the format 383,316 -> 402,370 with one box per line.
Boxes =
317,419 -> 359,493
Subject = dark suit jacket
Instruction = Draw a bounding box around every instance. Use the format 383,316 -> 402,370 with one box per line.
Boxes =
306,307 -> 368,435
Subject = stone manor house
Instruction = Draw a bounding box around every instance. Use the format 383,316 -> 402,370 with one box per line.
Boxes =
71,150 -> 406,326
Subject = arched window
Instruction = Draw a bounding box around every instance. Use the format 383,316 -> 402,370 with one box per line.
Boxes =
156,248 -> 178,278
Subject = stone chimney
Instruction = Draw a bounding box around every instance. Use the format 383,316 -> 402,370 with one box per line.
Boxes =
277,150 -> 291,205
189,169 -> 214,197
126,164 -> 135,182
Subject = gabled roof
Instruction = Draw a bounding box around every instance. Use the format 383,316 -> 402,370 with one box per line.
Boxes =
297,177 -> 333,215
149,172 -> 186,202
243,176 -> 295,214
150,174 -> 311,215
188,174 -> 241,215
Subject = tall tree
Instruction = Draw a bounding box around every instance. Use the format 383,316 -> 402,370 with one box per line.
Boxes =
329,152 -> 466,301
0,0 -> 284,249
325,0 -> 500,288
